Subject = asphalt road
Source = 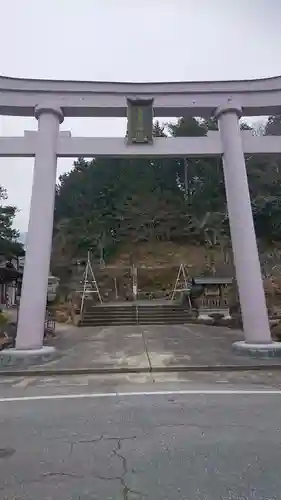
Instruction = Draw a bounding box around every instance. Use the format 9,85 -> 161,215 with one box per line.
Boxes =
1,378 -> 281,499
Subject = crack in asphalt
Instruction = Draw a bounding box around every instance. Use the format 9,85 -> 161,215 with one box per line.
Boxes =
42,471 -> 84,479
140,328 -> 153,376
111,437 -> 146,499
69,434 -> 145,498
0,435 -> 146,497
69,435 -> 104,455
152,421 -> 259,431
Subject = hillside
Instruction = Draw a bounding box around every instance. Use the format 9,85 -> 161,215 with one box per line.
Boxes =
52,115 -> 281,303
108,241 -> 231,274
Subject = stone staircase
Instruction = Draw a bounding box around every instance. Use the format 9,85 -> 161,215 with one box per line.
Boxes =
79,303 -> 191,327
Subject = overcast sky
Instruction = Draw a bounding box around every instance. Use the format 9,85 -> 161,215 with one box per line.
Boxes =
0,0 -> 281,232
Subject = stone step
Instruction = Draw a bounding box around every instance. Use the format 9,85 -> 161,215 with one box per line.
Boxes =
83,308 -> 189,314
84,305 -> 189,312
82,310 -> 190,315
79,304 -> 191,326
82,314 -> 190,321
80,318 -> 189,326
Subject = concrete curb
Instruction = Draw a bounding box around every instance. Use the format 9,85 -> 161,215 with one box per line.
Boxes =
0,364 -> 281,377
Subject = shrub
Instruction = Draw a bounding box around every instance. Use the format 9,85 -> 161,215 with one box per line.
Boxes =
0,312 -> 8,327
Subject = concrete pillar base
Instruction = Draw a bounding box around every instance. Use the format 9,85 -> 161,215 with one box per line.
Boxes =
0,346 -> 57,368
232,341 -> 281,359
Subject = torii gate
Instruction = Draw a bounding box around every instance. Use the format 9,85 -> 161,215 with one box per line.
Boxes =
1,74 -> 281,362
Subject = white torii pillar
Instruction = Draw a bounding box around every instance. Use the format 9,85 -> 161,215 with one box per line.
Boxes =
215,103 -> 281,357
12,104 -> 64,360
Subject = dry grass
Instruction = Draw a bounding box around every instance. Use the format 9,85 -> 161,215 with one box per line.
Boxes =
109,241 -> 230,272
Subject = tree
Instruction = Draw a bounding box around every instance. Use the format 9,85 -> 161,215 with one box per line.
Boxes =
52,114 -> 281,278
247,117 -> 281,242
168,117 -> 207,137
0,187 -> 23,258
264,115 -> 281,135
153,120 -> 166,137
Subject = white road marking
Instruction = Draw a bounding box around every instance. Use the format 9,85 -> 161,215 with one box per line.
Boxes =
0,389 -> 281,402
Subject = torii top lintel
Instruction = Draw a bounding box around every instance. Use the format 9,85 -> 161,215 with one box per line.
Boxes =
0,74 -> 281,118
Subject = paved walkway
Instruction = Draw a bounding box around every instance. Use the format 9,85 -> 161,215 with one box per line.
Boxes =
7,323 -> 279,373
1,322 -> 281,373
